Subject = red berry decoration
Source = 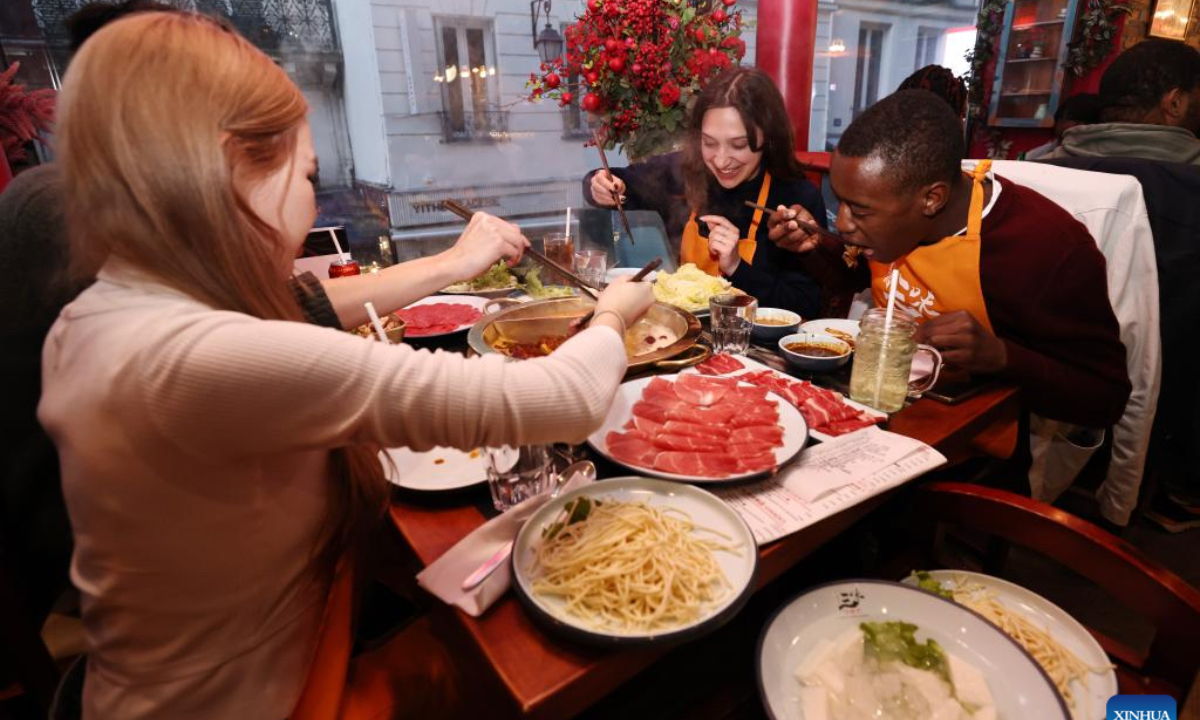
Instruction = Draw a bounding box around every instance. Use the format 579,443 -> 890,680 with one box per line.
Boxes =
604,1 -> 619,16
544,73 -> 561,89
588,0 -> 601,11
559,91 -> 574,106
604,38 -> 620,53
723,0 -> 736,5
695,28 -> 708,43
625,37 -> 636,47
585,70 -> 600,85
581,93 -> 601,112
608,56 -> 626,73
631,63 -> 643,75
712,9 -> 728,22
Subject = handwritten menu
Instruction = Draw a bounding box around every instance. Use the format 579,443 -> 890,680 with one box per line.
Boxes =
713,427 -> 946,545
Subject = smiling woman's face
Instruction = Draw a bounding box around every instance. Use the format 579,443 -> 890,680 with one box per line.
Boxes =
700,107 -> 763,189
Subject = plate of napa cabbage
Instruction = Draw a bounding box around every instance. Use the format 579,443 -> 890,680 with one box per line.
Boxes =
757,580 -> 1069,720
652,263 -> 740,316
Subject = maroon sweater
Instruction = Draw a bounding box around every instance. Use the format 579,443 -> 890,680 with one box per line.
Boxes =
845,175 -> 1131,426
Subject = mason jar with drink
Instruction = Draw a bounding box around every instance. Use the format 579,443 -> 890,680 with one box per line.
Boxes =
849,308 -> 943,413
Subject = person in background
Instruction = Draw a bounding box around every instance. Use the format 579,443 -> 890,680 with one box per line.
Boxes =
1049,39 -> 1200,164
1022,93 -> 1102,160
583,67 -> 827,318
897,64 -> 968,120
42,11 -> 653,720
766,90 -> 1130,429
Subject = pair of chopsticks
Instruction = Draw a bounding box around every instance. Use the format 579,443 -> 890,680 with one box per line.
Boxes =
442,198 -> 603,299
743,201 -> 845,245
593,130 -> 635,245
571,256 -> 662,331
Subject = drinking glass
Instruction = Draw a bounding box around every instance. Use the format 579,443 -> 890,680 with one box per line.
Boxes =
484,444 -> 553,511
709,293 -> 757,355
848,308 -> 943,413
541,232 -> 574,286
573,250 -> 608,290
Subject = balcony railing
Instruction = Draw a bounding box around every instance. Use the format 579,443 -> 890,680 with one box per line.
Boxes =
438,109 -> 511,144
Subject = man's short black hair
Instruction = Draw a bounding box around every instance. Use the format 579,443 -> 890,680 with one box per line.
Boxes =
1100,39 -> 1200,122
837,89 -> 964,191
1055,93 -> 1102,124
65,0 -> 174,54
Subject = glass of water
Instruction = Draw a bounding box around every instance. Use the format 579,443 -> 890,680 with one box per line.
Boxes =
484,444 -> 553,511
573,250 -> 608,290
709,293 -> 757,355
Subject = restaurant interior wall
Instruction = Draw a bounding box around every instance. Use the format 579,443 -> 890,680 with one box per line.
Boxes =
354,0 -> 760,251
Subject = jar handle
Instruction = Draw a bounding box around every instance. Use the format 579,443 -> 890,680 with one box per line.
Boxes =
907,344 -> 943,399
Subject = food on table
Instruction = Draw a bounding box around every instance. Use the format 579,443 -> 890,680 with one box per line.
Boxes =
822,328 -> 858,349
739,370 -> 881,437
914,572 -> 1111,709
696,353 -> 745,376
652,263 -> 733,313
395,303 -> 482,337
843,245 -> 864,269
755,316 -> 796,326
492,320 -> 678,360
784,341 -> 848,358
529,497 -> 739,632
350,313 -> 404,341
794,621 -> 996,720
604,375 -> 784,478
493,335 -> 569,359
443,260 -> 574,298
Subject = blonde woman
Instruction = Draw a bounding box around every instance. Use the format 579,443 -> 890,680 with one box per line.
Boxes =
42,12 -> 652,720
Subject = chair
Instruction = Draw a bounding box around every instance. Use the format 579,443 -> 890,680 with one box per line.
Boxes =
0,554 -> 60,717
904,481 -> 1200,700
980,160 -> 1161,527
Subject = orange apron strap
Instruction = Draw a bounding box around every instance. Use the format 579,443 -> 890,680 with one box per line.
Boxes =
737,172 -> 771,265
679,172 -> 772,275
291,561 -> 356,720
965,160 -> 991,241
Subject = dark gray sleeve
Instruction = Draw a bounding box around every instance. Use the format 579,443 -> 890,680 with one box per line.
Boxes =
288,271 -> 342,329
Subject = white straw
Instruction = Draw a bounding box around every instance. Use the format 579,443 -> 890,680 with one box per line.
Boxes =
328,228 -> 348,263
364,301 -> 390,344
873,267 -> 900,408
564,206 -> 572,240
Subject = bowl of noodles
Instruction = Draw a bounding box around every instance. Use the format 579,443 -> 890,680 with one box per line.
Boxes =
511,476 -> 757,645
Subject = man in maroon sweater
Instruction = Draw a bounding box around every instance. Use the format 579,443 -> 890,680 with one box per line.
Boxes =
769,90 -> 1130,428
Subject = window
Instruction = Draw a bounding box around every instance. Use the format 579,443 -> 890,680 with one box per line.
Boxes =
559,24 -> 592,140
852,23 -> 888,118
915,27 -> 940,70
434,18 -> 504,142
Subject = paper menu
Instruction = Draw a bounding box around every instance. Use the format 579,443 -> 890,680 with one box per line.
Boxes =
713,427 -> 946,546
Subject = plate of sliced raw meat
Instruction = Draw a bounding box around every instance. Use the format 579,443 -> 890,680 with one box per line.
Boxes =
588,373 -> 808,483
683,355 -> 885,441
396,295 -> 490,338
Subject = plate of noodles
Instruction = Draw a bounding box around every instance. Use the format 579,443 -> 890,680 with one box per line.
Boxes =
905,571 -> 1116,720
758,580 -> 1070,720
512,476 -> 757,645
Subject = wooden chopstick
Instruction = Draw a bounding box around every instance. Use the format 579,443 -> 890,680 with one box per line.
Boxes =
572,256 -> 662,331
593,130 -> 636,245
743,200 -> 845,245
441,199 -> 601,299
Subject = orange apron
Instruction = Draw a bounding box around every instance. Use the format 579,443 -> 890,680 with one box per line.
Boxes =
680,171 -> 772,276
867,160 -> 1015,458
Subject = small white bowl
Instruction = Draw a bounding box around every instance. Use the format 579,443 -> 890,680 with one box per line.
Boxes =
751,308 -> 802,343
778,332 -> 852,373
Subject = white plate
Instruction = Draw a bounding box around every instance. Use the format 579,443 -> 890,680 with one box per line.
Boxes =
904,570 -> 1116,720
512,476 -> 757,644
398,295 -> 491,338
799,318 -> 861,347
682,355 -> 885,443
758,580 -> 1070,720
381,445 -> 487,491
587,373 -> 808,483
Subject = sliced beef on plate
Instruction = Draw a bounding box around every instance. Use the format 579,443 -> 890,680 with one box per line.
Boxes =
662,420 -> 730,440
605,432 -> 660,468
696,353 -> 745,376
823,415 -> 882,436
730,441 -> 779,456
632,416 -> 665,435
737,452 -> 777,473
654,451 -> 741,477
672,374 -> 738,407
730,425 -> 785,445
652,433 -> 727,453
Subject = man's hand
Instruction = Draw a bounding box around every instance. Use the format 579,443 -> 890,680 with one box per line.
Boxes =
699,215 -> 741,275
914,311 -> 1007,375
766,204 -> 821,253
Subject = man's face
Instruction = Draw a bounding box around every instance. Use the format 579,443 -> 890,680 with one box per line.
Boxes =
828,151 -> 938,264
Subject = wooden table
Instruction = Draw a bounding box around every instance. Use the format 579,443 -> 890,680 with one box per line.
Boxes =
385,382 -> 1021,720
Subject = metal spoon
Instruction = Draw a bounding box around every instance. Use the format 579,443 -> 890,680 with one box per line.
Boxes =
460,460 -> 597,591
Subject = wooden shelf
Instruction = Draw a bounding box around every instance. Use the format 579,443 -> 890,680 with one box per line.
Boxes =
1006,56 -> 1058,63
1012,19 -> 1066,29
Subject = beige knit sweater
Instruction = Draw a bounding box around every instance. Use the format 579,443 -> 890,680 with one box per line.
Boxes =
38,262 -> 627,720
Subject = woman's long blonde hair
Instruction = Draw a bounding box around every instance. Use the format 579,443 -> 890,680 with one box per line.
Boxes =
58,11 -> 387,566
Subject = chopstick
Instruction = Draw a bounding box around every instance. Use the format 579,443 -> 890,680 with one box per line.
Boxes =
743,200 -> 845,245
593,130 -> 636,245
572,256 -> 662,331
441,199 -> 601,300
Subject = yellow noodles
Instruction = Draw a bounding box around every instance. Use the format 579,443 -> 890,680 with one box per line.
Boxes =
945,577 -> 1112,708
530,500 -> 738,632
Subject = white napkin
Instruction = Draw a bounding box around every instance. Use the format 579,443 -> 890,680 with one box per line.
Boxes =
908,352 -> 935,384
416,468 -> 593,616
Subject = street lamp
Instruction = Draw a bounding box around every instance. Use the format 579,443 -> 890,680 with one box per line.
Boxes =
530,0 -> 564,63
